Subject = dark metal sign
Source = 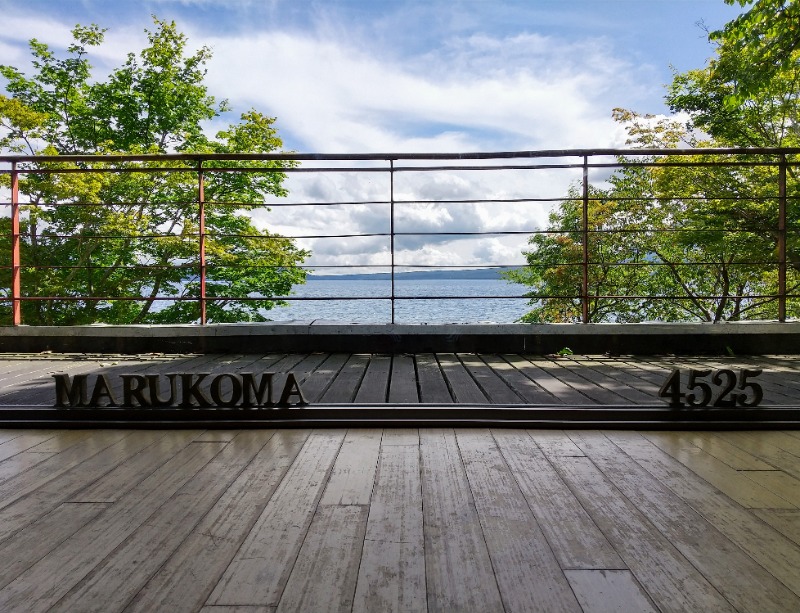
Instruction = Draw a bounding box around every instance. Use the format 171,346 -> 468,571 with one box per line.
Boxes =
53,372 -> 307,408
658,368 -> 763,408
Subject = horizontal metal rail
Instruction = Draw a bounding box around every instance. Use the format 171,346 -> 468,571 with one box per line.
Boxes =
1,148 -> 798,325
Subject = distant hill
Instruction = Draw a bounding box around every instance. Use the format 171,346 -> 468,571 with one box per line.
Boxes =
309,267 -> 520,281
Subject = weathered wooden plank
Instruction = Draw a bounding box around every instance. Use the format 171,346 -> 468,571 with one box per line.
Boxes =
0,431 -> 179,542
320,429 -> 382,506
50,431 -> 278,613
0,440 -> 226,613
354,540 -> 426,613
564,570 -> 658,613
415,354 -> 452,403
569,430 -> 800,613
380,428 -> 419,446
0,359 -> 94,402
0,430 -> 24,444
616,358 -> 673,388
459,354 -> 523,404
354,444 -> 425,613
275,353 -> 327,384
355,355 -> 392,403
419,428 -> 503,612
535,358 -> 629,404
299,354 -> 349,402
528,429 -> 585,457
481,354 -> 555,403
678,433 -> 775,470
388,355 -> 419,403
261,353 -> 326,405
0,432 -> 59,462
0,359 -> 64,385
436,354 -> 487,404
508,355 -> 589,404
124,430 -> 311,613
0,450 -> 57,485
208,431 -> 346,607
732,430 -> 800,459
362,444 -> 421,546
194,431 -> 245,442
276,505 -> 369,613
568,359 -> 655,404
319,355 -> 370,403
741,470 -> 800,506
69,431 -> 191,503
199,605 -> 274,612
608,431 -> 800,598
0,502 -> 109,590
643,432 -> 795,508
456,430 -> 581,612
546,452 -> 738,613
0,430 -> 130,516
494,430 -> 624,570
753,509 -> 800,546
596,357 -> 664,392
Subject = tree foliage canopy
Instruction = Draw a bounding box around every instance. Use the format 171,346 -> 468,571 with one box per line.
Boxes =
508,1 -> 800,323
0,18 -> 308,324
710,0 -> 800,105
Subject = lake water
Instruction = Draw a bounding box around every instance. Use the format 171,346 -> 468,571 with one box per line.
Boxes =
265,278 -> 531,324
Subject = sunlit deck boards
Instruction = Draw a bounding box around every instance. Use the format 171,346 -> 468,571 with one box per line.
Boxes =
2,352 -> 800,407
0,428 -> 799,612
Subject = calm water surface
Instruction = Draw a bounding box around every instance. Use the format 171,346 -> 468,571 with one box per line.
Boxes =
265,278 -> 531,323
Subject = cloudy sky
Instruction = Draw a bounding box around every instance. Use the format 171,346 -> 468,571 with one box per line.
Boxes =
0,0 -> 744,272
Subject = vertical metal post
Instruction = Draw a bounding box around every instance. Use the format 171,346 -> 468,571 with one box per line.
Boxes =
778,154 -> 787,323
390,159 -> 395,324
198,162 -> 207,325
11,163 -> 21,326
581,155 -> 590,324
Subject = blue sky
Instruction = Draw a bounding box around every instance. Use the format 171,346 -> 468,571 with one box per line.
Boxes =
0,0 -> 743,153
0,0 -> 746,272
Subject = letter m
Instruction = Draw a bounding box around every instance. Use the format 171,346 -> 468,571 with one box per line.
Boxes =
53,374 -> 89,407
241,373 -> 274,407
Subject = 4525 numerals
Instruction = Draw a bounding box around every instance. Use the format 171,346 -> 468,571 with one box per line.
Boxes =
659,368 -> 763,408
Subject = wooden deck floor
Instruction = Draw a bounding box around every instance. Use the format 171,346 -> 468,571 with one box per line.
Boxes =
2,352 -> 800,406
0,427 -> 799,612
2,352 -> 800,428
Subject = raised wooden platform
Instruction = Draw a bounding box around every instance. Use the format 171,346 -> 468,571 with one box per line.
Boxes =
0,427 -> 798,612
1,353 -> 799,428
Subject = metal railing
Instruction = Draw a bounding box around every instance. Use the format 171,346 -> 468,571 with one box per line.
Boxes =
1,148 -> 799,325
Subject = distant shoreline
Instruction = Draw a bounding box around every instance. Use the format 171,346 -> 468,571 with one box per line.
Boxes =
308,267 -> 520,281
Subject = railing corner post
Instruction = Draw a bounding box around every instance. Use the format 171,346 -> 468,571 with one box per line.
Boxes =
778,153 -> 787,323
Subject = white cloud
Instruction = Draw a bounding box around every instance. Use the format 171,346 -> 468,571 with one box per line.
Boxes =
201,27 -> 642,153
0,7 -> 654,273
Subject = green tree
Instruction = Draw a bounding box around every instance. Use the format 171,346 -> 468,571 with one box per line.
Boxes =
508,115 -> 798,322
0,18 -> 308,325
710,0 -> 800,105
510,1 -> 800,323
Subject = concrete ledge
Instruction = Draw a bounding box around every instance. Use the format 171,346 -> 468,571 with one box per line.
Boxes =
1,321 -> 799,354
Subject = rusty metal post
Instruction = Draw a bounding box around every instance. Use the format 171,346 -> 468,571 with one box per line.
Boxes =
198,163 -> 207,325
390,159 -> 395,324
779,154 -> 787,322
11,162 -> 21,326
581,155 -> 590,324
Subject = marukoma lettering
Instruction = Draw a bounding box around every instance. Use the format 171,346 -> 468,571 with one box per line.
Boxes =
53,372 -> 306,408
